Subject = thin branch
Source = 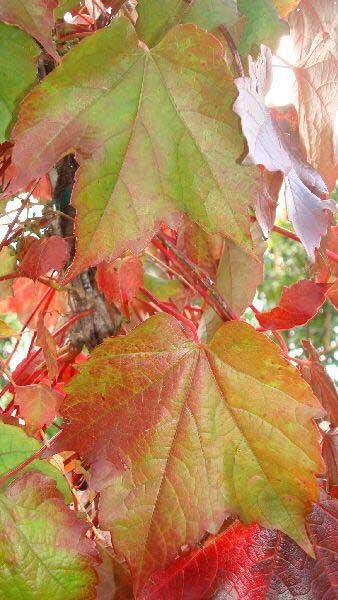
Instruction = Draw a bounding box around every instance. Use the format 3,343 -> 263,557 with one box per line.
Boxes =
140,287 -> 200,344
156,233 -> 238,321
218,24 -> 244,78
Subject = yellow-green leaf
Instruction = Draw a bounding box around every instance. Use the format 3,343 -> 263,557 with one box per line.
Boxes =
58,313 -> 324,593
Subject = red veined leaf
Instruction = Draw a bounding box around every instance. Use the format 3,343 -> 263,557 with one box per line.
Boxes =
36,312 -> 58,381
19,235 -> 70,280
301,339 -> 338,426
51,313 -> 323,593
289,0 -> 338,191
233,45 -> 336,260
256,279 -> 329,330
0,0 -> 59,62
140,495 -> 338,599
14,382 -> 63,435
176,218 -> 222,280
0,471 -> 99,598
4,19 -> 266,280
96,256 -> 143,318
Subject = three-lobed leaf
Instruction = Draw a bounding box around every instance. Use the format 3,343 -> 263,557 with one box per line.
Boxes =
5,18 -> 261,281
55,313 -> 323,593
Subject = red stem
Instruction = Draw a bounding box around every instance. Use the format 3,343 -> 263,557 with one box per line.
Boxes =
140,287 -> 200,344
272,224 -> 338,263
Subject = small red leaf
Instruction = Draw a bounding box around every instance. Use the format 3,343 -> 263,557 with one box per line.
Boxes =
14,383 -> 63,435
256,279 -> 328,330
36,313 -> 58,381
19,236 -> 70,280
96,256 -> 143,318
141,496 -> 338,599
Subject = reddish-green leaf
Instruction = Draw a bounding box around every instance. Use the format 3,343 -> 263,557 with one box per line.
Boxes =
256,279 -> 329,330
233,45 -> 336,260
96,256 -> 143,318
55,313 -> 323,592
0,22 -> 39,142
140,495 -> 338,599
136,0 -> 239,48
15,383 -> 63,435
19,235 -> 70,280
5,18 -> 261,281
289,0 -> 338,191
0,0 -> 59,61
0,471 -> 99,599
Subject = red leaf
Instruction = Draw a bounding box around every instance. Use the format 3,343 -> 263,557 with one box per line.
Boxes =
233,45 -> 336,260
19,236 -> 70,280
301,339 -> 338,425
96,256 -> 143,318
36,313 -> 58,381
141,496 -> 338,599
14,383 -> 63,435
256,279 -> 328,330
314,225 -> 338,283
0,277 -> 68,328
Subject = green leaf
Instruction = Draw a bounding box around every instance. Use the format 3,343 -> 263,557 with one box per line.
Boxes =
7,18 -> 258,281
0,22 -> 38,142
238,0 -> 288,56
136,0 -> 239,47
0,0 -> 59,61
58,313 -> 323,593
0,421 -> 71,501
0,471 -> 98,599
0,247 -> 16,301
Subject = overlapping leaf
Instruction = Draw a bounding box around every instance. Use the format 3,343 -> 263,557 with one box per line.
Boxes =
14,383 -> 63,435
0,471 -> 98,599
0,246 -> 16,300
238,0 -> 287,57
4,18 -> 262,281
256,279 -> 329,330
19,235 -> 70,280
140,495 -> 338,599
54,313 -> 323,593
0,22 -> 38,142
136,0 -> 239,47
0,421 -> 70,499
289,0 -> 338,191
233,45 -> 336,260
0,0 -> 59,61
96,256 -> 143,318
